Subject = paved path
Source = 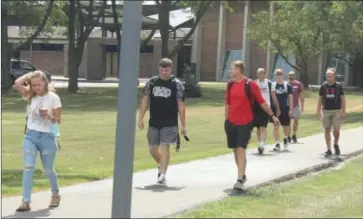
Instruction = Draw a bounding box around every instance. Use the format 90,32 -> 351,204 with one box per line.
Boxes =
2,127 -> 363,218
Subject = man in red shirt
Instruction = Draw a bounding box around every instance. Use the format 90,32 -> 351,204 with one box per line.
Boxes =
225,60 -> 279,191
287,71 -> 304,143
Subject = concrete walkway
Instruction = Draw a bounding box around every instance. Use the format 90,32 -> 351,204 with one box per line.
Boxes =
2,127 -> 363,218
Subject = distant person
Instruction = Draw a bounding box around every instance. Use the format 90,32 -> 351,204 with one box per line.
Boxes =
316,68 -> 346,157
138,58 -> 186,185
14,71 -> 62,212
225,61 -> 279,191
287,71 -> 304,143
272,69 -> 293,151
252,68 -> 280,154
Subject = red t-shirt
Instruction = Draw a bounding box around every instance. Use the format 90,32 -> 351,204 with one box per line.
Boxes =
289,80 -> 303,107
225,78 -> 266,125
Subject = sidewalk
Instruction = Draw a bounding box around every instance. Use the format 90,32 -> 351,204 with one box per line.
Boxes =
2,127 -> 363,218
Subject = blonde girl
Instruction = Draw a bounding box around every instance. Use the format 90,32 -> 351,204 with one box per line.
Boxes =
14,71 -> 62,212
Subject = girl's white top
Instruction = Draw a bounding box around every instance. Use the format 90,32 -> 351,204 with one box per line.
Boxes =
26,92 -> 62,133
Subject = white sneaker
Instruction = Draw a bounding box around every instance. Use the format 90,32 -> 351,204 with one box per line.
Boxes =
157,174 -> 166,185
233,176 -> 247,190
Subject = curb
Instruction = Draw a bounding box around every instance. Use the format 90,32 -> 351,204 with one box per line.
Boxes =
163,149 -> 363,218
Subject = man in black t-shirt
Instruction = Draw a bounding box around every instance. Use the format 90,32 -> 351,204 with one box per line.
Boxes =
271,69 -> 294,151
138,58 -> 186,185
317,68 -> 346,157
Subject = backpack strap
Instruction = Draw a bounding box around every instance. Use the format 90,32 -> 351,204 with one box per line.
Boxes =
283,81 -> 288,92
227,80 -> 234,102
148,75 -> 159,94
245,79 -> 253,106
321,82 -> 328,108
335,82 -> 341,105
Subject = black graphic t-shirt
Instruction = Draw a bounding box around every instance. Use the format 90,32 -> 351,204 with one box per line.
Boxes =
319,82 -> 344,110
274,82 -> 293,110
143,76 -> 185,128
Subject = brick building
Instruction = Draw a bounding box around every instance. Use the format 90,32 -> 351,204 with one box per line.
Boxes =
9,1 -> 352,85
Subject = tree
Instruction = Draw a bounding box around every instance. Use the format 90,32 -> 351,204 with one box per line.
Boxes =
248,1 -> 332,86
326,2 -> 363,87
110,0 -> 157,75
155,0 -> 215,59
66,0 -> 106,92
1,0 -> 62,90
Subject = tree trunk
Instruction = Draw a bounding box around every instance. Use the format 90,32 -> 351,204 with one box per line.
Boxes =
1,5 -> 11,91
67,0 -> 78,92
299,65 -> 310,88
111,0 -> 121,76
158,2 -> 171,58
351,53 -> 363,88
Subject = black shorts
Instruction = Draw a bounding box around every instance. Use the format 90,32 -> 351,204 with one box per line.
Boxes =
224,120 -> 253,149
271,107 -> 290,126
253,110 -> 269,128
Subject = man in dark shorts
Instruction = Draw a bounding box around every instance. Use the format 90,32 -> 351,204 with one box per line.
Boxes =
316,68 -> 346,157
287,71 -> 304,143
225,61 -> 279,191
138,58 -> 186,185
253,68 -> 280,154
272,69 -> 293,151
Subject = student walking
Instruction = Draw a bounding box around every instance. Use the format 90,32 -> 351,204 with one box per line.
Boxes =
287,71 -> 304,143
272,69 -> 294,151
253,68 -> 280,154
138,58 -> 186,185
14,71 -> 62,212
225,61 -> 279,191
316,68 -> 346,157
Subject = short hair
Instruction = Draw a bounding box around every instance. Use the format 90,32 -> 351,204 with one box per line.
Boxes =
231,60 -> 245,73
274,68 -> 284,75
288,71 -> 295,75
326,68 -> 336,74
158,58 -> 172,68
257,68 -> 265,74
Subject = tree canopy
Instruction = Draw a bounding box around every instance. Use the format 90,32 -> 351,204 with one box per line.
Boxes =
248,1 -> 363,86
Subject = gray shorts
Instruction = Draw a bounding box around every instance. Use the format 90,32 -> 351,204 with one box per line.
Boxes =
147,126 -> 178,147
291,106 -> 301,119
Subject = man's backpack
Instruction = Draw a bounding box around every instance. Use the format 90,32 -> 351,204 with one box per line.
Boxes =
227,78 -> 254,107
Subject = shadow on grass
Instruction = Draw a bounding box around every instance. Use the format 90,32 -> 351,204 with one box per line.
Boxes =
223,188 -> 262,197
2,169 -> 103,187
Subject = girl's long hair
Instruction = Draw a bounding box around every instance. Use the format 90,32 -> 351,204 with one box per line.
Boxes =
25,70 -> 55,105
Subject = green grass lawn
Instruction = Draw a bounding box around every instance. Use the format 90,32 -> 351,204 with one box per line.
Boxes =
2,83 -> 363,196
174,156 -> 363,218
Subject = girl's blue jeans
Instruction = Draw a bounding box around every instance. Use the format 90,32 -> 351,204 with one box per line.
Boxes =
22,129 -> 59,202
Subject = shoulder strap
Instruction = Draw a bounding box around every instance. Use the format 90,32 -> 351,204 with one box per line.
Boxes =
268,80 -> 272,94
227,80 -> 234,103
245,79 -> 253,105
283,81 -> 288,92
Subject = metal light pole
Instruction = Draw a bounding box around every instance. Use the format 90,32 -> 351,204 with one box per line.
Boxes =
111,1 -> 143,218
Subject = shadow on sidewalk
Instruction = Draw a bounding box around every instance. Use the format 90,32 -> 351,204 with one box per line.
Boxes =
223,188 -> 262,197
3,208 -> 51,218
134,184 -> 185,193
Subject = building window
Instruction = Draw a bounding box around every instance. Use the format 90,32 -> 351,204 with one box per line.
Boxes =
220,50 -> 243,81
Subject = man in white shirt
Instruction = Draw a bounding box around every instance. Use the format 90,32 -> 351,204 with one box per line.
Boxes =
252,68 -> 280,154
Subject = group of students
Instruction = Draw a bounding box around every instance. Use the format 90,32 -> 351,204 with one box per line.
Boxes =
13,57 -> 346,212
